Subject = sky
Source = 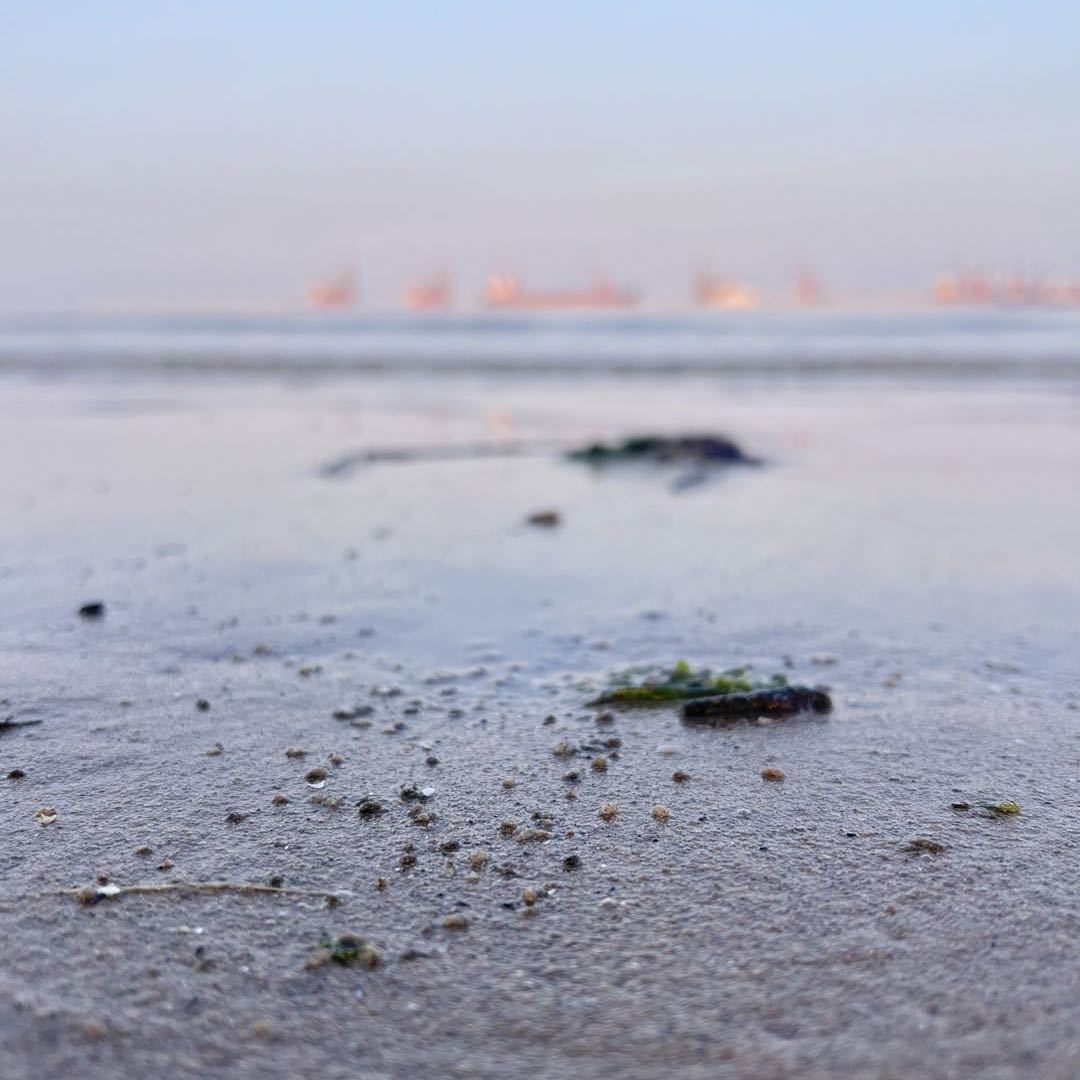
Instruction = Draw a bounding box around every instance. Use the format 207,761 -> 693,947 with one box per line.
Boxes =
2,1 -> 1079,311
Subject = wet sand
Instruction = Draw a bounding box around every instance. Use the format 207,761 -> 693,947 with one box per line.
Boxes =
1,373 -> 1079,1078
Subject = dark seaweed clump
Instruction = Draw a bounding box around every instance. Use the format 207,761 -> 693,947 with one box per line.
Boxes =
682,685 -> 832,724
567,435 -> 757,467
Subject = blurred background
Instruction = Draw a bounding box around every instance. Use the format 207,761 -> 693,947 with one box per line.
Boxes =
3,2 -> 1079,620
2,2 -> 1079,595
2,1 -> 1078,315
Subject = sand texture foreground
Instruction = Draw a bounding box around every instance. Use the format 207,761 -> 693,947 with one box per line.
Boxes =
1,376 -> 1078,1079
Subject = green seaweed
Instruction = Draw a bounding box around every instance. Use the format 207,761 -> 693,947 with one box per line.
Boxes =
588,661 -> 786,707
318,933 -> 381,968
977,800 -> 1021,816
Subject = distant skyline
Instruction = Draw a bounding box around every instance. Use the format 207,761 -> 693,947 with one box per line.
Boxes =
2,1 -> 1079,311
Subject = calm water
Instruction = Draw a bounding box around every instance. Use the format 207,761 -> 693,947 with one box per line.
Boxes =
2,309 -> 1080,382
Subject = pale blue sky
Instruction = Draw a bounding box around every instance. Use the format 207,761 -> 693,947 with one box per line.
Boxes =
2,1 -> 1078,309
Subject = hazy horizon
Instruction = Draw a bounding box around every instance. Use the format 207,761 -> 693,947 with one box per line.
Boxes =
3,1 -> 1079,312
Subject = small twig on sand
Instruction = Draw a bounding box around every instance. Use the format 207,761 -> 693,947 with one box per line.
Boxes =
319,440 -> 560,479
57,881 -> 350,905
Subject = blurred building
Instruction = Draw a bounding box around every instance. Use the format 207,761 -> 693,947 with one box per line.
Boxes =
933,272 -> 1080,308
795,269 -> 824,307
484,273 -> 638,310
404,274 -> 453,312
693,272 -> 759,310
306,270 -> 357,310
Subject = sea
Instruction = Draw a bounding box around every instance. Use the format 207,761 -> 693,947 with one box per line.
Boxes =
1,308 -> 1080,384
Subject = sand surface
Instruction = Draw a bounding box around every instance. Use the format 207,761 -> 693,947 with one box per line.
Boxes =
1,373 -> 1078,1078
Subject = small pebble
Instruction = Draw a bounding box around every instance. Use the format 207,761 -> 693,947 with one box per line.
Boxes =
400,783 -> 435,802
526,509 -> 560,527
513,827 -> 551,844
304,949 -> 332,971
905,838 -> 946,855
761,767 -> 785,782
651,805 -> 670,823
285,747 -> 306,759
442,913 -> 469,930
598,803 -> 618,823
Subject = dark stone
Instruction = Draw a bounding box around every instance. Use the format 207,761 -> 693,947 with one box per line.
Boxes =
682,686 -> 832,724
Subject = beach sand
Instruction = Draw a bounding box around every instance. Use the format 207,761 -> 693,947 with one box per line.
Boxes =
1,372 -> 1078,1078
